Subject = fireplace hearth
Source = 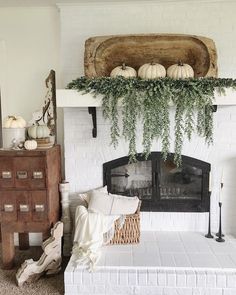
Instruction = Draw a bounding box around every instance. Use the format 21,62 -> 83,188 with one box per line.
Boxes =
103,152 -> 211,212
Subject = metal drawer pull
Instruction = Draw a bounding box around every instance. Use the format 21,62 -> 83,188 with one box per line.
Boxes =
17,171 -> 28,179
35,204 -> 45,212
33,171 -> 43,179
4,204 -> 14,212
2,171 -> 12,179
19,204 -> 29,212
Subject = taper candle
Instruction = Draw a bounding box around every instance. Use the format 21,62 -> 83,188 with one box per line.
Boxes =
219,182 -> 224,202
221,168 -> 224,183
209,171 -> 212,192
219,168 -> 224,202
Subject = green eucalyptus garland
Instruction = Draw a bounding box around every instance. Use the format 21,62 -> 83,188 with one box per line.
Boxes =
67,76 -> 236,166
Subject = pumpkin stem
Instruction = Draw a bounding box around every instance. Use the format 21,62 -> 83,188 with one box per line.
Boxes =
150,61 -> 156,66
178,60 -> 184,66
8,115 -> 17,120
121,63 -> 126,70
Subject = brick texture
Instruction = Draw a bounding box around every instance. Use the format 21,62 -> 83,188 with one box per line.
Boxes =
64,258 -> 236,295
63,105 -> 236,233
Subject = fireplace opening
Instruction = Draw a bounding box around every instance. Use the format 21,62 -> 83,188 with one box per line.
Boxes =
103,152 -> 211,212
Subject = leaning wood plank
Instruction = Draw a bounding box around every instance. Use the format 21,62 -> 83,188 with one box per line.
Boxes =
84,34 -> 218,78
16,222 -> 63,287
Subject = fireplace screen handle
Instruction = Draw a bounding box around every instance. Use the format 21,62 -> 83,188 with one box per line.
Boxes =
111,173 -> 129,178
153,171 -> 158,187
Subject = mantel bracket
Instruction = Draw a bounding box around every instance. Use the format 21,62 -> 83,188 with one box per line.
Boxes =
88,107 -> 97,138
212,105 -> 217,112
205,105 -> 217,132
87,104 -> 216,138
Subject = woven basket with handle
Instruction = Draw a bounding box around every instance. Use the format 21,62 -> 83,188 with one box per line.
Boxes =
109,201 -> 141,245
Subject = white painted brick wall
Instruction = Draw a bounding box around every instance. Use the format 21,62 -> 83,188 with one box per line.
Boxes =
65,258 -> 236,295
59,1 -> 236,234
58,1 -> 236,86
63,104 -> 236,233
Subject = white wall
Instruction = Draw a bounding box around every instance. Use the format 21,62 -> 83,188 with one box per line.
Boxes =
0,7 -> 60,122
0,6 -> 60,245
59,0 -> 236,87
0,40 -> 7,113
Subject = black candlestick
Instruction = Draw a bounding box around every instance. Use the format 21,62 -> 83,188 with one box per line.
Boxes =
216,201 -> 225,242
216,183 -> 224,237
205,192 -> 214,238
216,232 -> 225,237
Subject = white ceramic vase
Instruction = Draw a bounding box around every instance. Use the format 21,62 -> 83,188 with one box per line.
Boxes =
2,127 -> 26,149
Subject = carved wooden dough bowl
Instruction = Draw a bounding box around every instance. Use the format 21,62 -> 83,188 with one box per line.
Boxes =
84,34 -> 218,78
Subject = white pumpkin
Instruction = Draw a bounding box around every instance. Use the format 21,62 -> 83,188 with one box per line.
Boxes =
110,63 -> 137,78
24,139 -> 37,150
28,125 -> 50,139
167,61 -> 194,79
3,115 -> 26,128
138,62 -> 166,79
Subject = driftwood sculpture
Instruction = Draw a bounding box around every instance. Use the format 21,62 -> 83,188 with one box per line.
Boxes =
16,222 -> 63,287
28,70 -> 57,143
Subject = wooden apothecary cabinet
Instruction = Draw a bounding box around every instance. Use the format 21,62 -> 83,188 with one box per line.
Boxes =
0,145 -> 61,269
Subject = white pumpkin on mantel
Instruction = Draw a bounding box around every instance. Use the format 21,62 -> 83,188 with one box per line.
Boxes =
138,62 -> 166,79
24,139 -> 37,150
28,125 -> 50,139
110,63 -> 137,78
167,61 -> 194,79
3,115 -> 26,128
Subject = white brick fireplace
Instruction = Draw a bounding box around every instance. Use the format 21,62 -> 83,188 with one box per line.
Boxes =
57,1 -> 236,294
59,99 -> 236,234
58,90 -> 236,295
57,0 -> 236,234
60,102 -> 236,293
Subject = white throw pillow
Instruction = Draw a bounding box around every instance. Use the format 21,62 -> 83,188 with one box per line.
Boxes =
70,186 -> 109,232
88,190 -> 139,215
76,186 -> 108,208
88,190 -> 112,215
111,193 -> 139,215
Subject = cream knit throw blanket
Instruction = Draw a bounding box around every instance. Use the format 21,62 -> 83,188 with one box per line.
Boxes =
72,205 -> 122,271
72,191 -> 139,271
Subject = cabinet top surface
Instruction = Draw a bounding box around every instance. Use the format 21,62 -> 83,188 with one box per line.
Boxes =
0,145 -> 60,157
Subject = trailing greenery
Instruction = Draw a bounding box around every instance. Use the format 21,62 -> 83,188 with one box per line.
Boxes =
67,76 -> 236,166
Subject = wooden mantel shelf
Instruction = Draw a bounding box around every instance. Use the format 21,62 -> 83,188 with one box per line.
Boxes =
56,88 -> 236,108
56,89 -> 103,107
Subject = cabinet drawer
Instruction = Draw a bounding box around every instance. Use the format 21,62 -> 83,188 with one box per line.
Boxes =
16,191 -> 31,222
30,158 -> 46,189
14,157 -> 31,189
14,157 -> 46,189
0,158 -> 14,188
0,191 -> 48,223
31,191 -> 47,222
0,191 -> 17,222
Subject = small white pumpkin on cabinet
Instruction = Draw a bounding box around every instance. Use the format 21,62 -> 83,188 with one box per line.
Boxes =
110,63 -> 137,78
167,61 -> 194,79
24,139 -> 37,150
138,62 -> 166,79
28,125 -> 50,139
3,115 -> 26,128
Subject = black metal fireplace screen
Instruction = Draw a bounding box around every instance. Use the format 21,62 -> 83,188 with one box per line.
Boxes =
103,153 -> 211,212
